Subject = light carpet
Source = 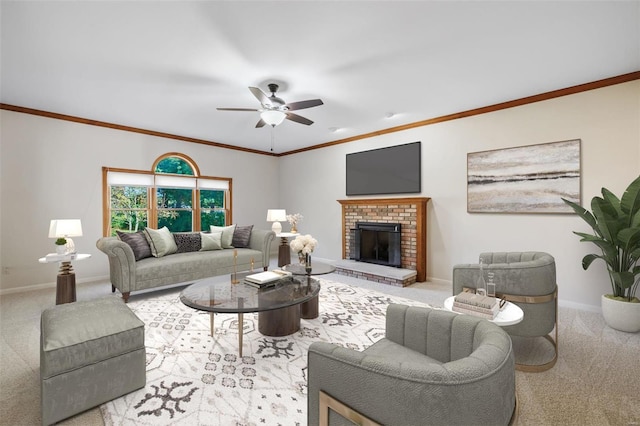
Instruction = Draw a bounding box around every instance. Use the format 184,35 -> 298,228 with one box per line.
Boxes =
101,279 -> 429,425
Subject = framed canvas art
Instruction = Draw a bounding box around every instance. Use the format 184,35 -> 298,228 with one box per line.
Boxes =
467,139 -> 581,213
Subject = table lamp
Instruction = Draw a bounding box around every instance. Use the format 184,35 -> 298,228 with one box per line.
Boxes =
49,219 -> 83,254
266,209 -> 286,234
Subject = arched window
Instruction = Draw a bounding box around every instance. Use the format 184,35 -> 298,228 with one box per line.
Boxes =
103,153 -> 231,236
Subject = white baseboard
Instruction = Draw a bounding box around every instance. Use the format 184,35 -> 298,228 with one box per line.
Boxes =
0,274 -> 110,296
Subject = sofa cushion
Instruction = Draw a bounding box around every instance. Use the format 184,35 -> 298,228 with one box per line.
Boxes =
174,232 -> 201,253
201,232 -> 223,251
144,226 -> 178,257
232,225 -> 254,248
210,224 -> 236,248
116,231 -> 152,261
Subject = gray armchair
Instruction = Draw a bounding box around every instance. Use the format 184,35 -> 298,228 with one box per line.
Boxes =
308,304 -> 517,426
453,252 -> 558,372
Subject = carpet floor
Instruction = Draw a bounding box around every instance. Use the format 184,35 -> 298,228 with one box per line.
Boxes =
101,278 -> 429,425
1,270 -> 638,425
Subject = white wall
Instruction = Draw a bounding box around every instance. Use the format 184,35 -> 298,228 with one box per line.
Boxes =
0,111 -> 279,290
1,81 -> 638,310
279,81 -> 640,310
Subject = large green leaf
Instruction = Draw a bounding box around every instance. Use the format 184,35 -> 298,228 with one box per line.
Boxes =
602,188 -> 623,217
611,271 -> 635,289
620,175 -> 640,218
592,197 -> 622,244
618,228 -> 640,253
582,253 -> 603,270
562,198 -> 598,233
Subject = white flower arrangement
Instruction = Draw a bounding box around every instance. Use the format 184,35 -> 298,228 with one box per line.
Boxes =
289,234 -> 317,255
286,213 -> 303,226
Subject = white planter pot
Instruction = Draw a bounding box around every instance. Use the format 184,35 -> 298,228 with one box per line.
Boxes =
601,295 -> 640,333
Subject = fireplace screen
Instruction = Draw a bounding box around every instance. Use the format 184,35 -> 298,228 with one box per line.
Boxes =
350,222 -> 402,267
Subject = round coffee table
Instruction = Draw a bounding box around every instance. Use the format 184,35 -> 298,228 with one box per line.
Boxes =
180,272 -> 320,356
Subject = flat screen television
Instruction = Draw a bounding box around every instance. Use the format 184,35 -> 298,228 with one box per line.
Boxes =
346,141 -> 421,196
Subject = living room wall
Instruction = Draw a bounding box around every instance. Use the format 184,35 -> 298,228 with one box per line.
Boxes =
1,80 -> 638,310
0,111 -> 280,291
278,80 -> 640,310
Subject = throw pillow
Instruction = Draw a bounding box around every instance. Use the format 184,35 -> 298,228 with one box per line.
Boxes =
174,232 -> 201,253
210,224 -> 236,249
232,225 -> 254,248
144,226 -> 178,257
116,230 -> 152,261
201,232 -> 223,251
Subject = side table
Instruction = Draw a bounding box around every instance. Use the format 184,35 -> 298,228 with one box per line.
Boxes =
39,253 -> 91,304
275,232 -> 298,267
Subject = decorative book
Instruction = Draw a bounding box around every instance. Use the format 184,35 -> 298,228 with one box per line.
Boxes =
452,292 -> 499,320
244,269 -> 292,285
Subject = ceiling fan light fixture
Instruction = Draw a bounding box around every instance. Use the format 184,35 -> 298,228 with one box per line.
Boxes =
261,110 -> 286,126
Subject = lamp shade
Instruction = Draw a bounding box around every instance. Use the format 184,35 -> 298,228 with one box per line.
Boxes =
266,209 -> 287,222
261,110 -> 286,126
48,219 -> 83,238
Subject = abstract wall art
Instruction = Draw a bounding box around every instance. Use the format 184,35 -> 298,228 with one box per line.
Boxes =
467,139 -> 581,213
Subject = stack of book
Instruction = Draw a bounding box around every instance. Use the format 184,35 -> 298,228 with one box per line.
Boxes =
452,291 -> 499,320
244,269 -> 292,288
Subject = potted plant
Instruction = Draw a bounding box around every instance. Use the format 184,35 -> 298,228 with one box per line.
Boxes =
562,175 -> 640,332
55,237 -> 67,254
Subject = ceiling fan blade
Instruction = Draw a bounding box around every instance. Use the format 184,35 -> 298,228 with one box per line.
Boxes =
216,107 -> 259,111
285,112 -> 314,126
285,99 -> 324,111
249,86 -> 272,107
255,119 -> 267,128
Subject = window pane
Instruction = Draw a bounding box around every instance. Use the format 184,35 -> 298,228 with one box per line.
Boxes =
110,186 -> 148,209
158,210 -> 192,232
155,157 -> 194,175
200,190 -> 225,209
157,188 -> 193,208
201,210 -> 226,230
110,210 -> 148,235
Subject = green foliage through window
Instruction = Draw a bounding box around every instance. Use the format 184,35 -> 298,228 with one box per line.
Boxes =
105,154 -> 229,235
155,157 -> 194,175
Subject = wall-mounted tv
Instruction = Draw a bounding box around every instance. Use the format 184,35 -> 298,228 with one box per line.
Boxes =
346,141 -> 421,196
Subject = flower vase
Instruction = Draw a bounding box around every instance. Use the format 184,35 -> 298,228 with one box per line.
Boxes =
305,254 -> 312,275
291,223 -> 298,234
298,252 -> 306,264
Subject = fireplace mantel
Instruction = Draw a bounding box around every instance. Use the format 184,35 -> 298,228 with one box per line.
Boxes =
337,197 -> 430,283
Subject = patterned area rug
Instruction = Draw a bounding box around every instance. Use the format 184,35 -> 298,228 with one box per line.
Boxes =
100,279 -> 430,425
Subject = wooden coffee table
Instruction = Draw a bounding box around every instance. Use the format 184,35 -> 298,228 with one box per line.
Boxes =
180,272 -> 320,356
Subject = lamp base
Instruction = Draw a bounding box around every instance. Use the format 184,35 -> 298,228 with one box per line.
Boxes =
271,222 -> 282,234
65,238 -> 77,254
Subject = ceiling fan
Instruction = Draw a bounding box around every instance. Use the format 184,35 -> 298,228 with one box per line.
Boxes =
217,83 -> 323,128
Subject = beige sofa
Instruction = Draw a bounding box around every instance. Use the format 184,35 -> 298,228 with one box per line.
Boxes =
97,229 -> 275,301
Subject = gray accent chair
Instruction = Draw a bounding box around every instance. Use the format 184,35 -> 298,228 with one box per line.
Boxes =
40,297 -> 146,425
308,304 -> 517,426
453,252 -> 558,372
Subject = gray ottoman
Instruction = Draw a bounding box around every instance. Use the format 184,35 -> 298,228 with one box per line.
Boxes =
40,297 -> 146,425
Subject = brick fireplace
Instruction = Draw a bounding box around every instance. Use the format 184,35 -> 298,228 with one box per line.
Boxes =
337,197 -> 430,284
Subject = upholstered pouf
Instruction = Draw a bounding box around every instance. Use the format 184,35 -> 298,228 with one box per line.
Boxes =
40,297 -> 146,425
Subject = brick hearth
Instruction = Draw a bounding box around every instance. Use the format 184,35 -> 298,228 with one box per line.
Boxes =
337,197 -> 430,285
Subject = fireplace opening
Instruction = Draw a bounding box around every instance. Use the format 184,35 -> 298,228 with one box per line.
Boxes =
350,222 -> 402,267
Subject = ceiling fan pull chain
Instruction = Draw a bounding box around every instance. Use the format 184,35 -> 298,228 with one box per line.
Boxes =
270,127 -> 275,152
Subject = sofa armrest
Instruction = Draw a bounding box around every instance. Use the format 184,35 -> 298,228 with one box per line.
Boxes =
248,229 -> 276,267
96,237 -> 136,294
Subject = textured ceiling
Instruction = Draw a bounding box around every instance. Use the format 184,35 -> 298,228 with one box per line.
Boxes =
2,1 -> 639,154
